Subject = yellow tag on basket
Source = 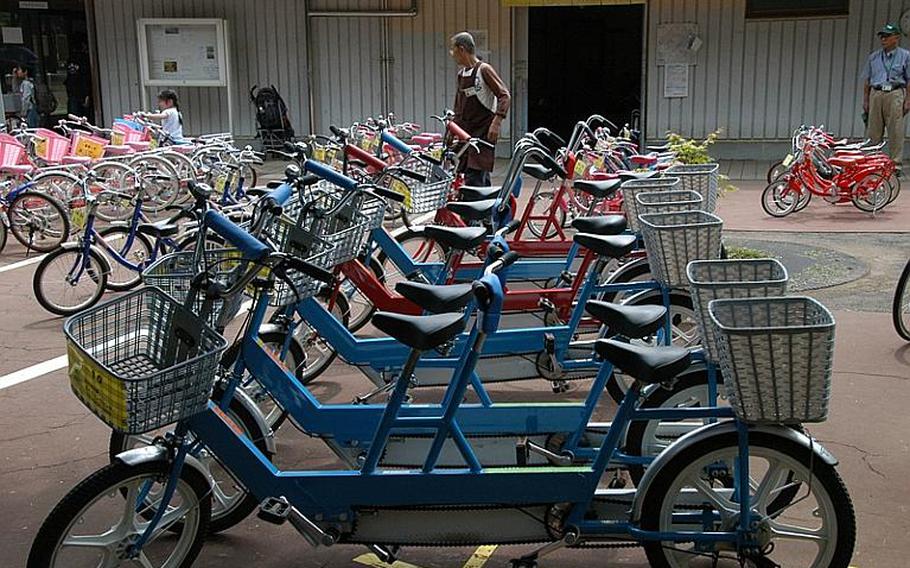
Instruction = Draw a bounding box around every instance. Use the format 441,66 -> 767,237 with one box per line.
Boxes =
573,157 -> 589,178
782,153 -> 795,168
214,174 -> 229,193
67,343 -> 128,431
70,205 -> 87,230
592,154 -> 606,171
390,177 -> 412,210
34,137 -> 48,159
366,134 -> 380,152
74,137 -> 106,159
314,146 -> 326,162
430,146 -> 444,161
111,131 -> 125,146
149,138 -> 159,150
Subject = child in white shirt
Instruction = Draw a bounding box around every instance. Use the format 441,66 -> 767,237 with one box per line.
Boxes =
141,89 -> 185,143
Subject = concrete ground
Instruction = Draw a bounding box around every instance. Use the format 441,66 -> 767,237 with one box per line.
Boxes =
0,165 -> 907,567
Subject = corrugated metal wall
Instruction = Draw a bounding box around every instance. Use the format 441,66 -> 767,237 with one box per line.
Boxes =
309,0 -> 513,145
93,0 -> 310,137
645,0 -> 910,140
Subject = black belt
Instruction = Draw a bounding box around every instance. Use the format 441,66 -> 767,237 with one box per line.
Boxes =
873,84 -> 906,91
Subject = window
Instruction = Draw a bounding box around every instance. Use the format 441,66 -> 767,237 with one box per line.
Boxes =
745,0 -> 848,19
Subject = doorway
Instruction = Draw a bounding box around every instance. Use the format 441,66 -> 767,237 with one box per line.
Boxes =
527,4 -> 644,141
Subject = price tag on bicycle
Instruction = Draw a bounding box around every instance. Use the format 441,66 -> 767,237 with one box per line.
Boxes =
390,177 -> 413,210
74,137 -> 106,159
214,173 -> 229,194
111,131 -> 125,146
70,205 -> 87,230
573,156 -> 589,178
34,137 -> 48,160
782,153 -> 795,168
313,145 -> 326,163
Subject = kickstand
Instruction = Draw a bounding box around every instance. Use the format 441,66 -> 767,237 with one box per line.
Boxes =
510,531 -> 577,567
353,381 -> 395,405
368,544 -> 400,564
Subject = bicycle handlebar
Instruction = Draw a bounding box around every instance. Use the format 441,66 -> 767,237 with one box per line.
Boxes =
203,210 -> 270,261
303,159 -> 359,191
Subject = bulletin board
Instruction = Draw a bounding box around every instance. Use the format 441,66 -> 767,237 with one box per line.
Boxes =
137,19 -> 228,87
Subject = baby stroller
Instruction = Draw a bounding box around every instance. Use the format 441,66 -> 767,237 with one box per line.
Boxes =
250,84 -> 295,150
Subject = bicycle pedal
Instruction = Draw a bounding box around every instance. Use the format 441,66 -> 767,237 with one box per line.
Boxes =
258,496 -> 291,525
516,436 -> 530,466
551,380 -> 569,394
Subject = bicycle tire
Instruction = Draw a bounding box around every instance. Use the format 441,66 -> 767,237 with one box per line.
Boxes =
97,226 -> 153,291
766,159 -> 787,183
851,172 -> 891,212
892,257 -> 910,341
89,162 -> 139,222
342,255 -> 386,332
27,460 -> 210,568
526,190 -> 566,240
28,170 -> 81,208
289,289 -> 351,385
0,218 -> 7,254
8,191 -> 71,252
108,384 -> 270,534
33,245 -> 108,316
376,227 -> 449,293
760,179 -> 799,217
640,430 -> 856,568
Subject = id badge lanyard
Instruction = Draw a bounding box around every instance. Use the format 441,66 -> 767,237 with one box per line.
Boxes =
882,50 -> 898,87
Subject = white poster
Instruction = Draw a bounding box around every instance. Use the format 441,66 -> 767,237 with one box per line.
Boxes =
664,64 -> 689,98
138,19 -> 227,86
2,27 -> 23,44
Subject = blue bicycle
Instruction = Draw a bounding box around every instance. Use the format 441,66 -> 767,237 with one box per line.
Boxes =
28,214 -> 855,567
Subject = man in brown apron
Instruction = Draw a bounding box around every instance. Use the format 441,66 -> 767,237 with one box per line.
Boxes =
450,31 -> 511,186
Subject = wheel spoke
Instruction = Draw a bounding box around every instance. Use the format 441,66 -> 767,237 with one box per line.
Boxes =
61,530 -> 120,549
769,519 -> 827,545
135,552 -> 156,568
690,475 -> 738,517
752,458 -> 788,514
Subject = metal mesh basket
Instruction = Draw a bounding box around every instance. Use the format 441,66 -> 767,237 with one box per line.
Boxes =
687,259 -> 789,362
142,248 -> 249,329
64,287 -> 227,434
665,163 -> 720,212
272,182 -> 378,267
709,296 -> 835,424
639,210 -> 723,288
621,176 -> 680,232
379,158 -> 452,214
635,190 -> 703,218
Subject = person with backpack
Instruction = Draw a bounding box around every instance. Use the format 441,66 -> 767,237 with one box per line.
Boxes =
449,31 -> 511,187
14,65 -> 38,128
138,89 -> 185,143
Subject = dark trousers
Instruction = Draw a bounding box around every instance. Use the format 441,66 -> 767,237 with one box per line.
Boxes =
463,168 -> 491,187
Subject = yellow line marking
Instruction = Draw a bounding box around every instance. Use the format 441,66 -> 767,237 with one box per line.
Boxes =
463,545 -> 498,568
352,553 -> 426,568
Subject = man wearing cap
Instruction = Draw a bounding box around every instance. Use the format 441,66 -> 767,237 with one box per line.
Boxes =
863,23 -> 910,171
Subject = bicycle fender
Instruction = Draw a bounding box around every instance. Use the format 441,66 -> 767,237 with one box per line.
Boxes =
629,421 -> 837,523
114,445 -> 211,483
56,242 -> 112,275
229,387 -> 277,456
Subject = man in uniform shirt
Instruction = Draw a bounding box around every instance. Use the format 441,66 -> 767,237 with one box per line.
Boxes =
863,23 -> 910,171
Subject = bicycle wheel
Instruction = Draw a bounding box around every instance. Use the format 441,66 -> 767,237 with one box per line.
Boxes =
33,246 -> 108,316
376,228 -> 448,292
340,255 -> 385,332
760,179 -> 800,217
767,160 -> 788,183
28,170 -> 80,207
526,190 -> 567,239
892,258 -> 910,340
220,329 -> 308,430
887,170 -> 901,204
129,155 -> 181,213
794,187 -> 813,212
8,191 -> 70,252
288,290 -> 350,385
26,460 -> 210,568
0,220 -> 7,253
851,173 -> 891,212
108,385 -> 270,534
90,162 -> 138,222
640,430 -> 856,568
97,227 -> 153,291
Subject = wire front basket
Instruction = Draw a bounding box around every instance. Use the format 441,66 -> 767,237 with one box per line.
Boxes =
379,158 -> 452,214
621,176 -> 681,232
635,189 -> 703,217
639,210 -> 723,288
686,259 -> 789,362
709,296 -> 835,424
142,248 -> 249,329
665,163 -> 720,213
65,287 -> 226,434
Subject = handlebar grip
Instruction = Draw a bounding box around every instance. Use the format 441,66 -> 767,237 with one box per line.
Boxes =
487,244 -> 504,260
382,131 -> 413,154
496,251 -> 520,271
265,183 -> 293,207
396,168 -> 428,184
370,185 -> 407,203
303,159 -> 358,191
282,256 -> 335,284
535,153 -> 567,179
329,124 -> 345,139
203,211 -> 270,261
505,218 -> 521,234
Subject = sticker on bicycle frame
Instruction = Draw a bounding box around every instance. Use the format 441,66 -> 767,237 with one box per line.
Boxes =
390,177 -> 413,209
74,137 -> 106,159
67,343 -> 128,431
573,158 -> 589,178
70,205 -> 87,230
111,131 -> 125,146
782,153 -> 795,168
34,137 -> 48,159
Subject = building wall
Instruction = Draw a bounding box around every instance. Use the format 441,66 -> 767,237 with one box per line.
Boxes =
646,0 -> 910,141
93,0 -> 310,137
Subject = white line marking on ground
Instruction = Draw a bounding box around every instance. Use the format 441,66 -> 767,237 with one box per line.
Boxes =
0,355 -> 68,390
0,252 -> 48,273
